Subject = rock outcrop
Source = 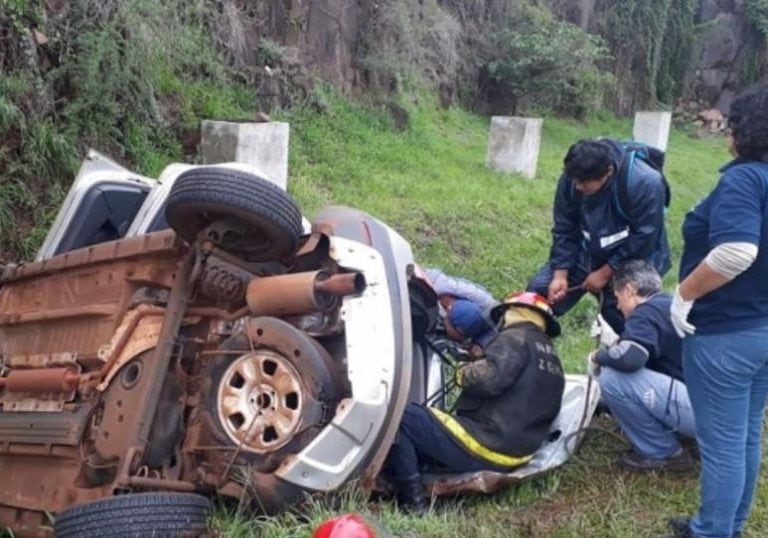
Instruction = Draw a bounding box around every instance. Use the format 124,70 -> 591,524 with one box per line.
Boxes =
684,0 -> 763,112
212,0 -> 368,94
211,0 -> 764,114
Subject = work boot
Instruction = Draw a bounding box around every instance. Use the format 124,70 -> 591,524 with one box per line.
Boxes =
666,517 -> 742,538
394,474 -> 428,513
667,517 -> 695,537
618,447 -> 694,472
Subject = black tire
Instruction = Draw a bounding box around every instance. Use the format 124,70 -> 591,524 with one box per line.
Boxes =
53,492 -> 211,538
203,317 -> 342,473
165,167 -> 303,262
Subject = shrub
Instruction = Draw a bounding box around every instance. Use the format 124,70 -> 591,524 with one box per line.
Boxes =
257,38 -> 283,67
591,0 -> 697,112
358,0 -> 462,91
0,0 -> 255,258
485,5 -> 613,118
747,0 -> 768,36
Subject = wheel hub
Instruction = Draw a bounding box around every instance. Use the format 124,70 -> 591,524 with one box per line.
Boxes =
217,349 -> 304,452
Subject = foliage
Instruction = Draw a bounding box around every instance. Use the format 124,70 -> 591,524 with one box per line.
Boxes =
46,0 -> 253,162
592,0 -> 697,111
256,38 -> 283,68
485,5 -> 613,118
358,0 -> 462,90
360,0 -> 700,115
655,0 -> 698,104
0,0 -> 42,30
360,1 -> 614,117
0,0 -> 255,258
747,0 -> 768,36
742,47 -> 767,86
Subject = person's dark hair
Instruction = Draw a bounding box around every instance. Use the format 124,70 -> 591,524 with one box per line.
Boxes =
613,259 -> 662,297
728,84 -> 768,162
564,139 -> 613,181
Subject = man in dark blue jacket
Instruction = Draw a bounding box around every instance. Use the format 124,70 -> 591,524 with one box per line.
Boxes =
528,139 -> 671,332
590,260 -> 695,471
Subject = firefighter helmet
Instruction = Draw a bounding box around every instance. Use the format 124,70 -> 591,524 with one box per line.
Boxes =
490,291 -> 561,337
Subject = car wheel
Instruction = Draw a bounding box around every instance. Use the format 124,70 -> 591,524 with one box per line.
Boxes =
165,167 -> 303,262
203,317 -> 342,474
53,492 -> 211,538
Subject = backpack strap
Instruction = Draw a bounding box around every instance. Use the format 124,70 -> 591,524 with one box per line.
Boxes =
614,150 -> 635,222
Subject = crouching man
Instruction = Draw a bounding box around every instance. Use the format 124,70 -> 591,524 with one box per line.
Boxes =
590,260 -> 696,471
383,292 -> 565,511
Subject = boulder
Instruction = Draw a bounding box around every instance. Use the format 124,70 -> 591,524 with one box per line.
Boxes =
687,5 -> 761,113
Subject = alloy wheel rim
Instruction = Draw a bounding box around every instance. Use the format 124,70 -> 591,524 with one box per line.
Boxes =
217,349 -> 304,452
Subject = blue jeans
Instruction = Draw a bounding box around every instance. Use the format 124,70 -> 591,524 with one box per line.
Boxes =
598,367 -> 695,458
683,326 -> 768,538
528,254 -> 625,334
383,403 -> 506,479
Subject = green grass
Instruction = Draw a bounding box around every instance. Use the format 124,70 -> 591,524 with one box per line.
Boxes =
207,95 -> 750,537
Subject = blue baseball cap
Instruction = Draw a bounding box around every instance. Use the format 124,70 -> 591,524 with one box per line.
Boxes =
448,299 -> 488,338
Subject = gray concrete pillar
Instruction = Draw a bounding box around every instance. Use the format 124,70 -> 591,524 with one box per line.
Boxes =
632,111 -> 672,152
486,116 -> 543,179
201,120 -> 290,190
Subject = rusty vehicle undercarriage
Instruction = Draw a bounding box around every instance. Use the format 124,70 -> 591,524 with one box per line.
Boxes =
0,152 -> 598,536
0,156 -> 426,535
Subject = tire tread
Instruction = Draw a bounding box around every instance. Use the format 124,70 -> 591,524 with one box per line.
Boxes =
165,167 -> 302,261
54,492 -> 211,538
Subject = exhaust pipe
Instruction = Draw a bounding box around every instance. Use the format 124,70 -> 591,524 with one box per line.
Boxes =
246,271 -> 366,317
0,368 -> 80,393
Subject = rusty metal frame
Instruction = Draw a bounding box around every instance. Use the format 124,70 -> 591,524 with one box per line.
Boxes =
3,230 -> 178,283
115,247 -> 198,488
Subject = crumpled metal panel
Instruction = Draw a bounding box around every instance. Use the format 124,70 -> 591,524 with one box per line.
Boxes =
424,374 -> 600,496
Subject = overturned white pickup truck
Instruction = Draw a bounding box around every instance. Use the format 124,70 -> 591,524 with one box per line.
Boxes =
0,151 -> 598,536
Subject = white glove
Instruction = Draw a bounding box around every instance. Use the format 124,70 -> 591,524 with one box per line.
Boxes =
590,314 -> 619,348
586,351 -> 601,377
589,319 -> 601,338
670,285 -> 696,338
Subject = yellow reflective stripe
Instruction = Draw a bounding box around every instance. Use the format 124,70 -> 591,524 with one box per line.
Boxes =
428,407 -> 533,468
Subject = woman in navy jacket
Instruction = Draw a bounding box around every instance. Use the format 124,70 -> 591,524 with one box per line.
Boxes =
670,85 -> 768,538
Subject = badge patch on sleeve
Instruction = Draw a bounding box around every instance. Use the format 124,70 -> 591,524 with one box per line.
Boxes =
600,228 -> 629,248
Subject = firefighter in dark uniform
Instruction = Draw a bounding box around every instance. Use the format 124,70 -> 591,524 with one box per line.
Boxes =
528,138 -> 671,333
382,292 -> 565,511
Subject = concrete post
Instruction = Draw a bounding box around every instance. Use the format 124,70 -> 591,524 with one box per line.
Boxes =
486,116 -> 543,179
632,111 -> 672,152
201,120 -> 290,190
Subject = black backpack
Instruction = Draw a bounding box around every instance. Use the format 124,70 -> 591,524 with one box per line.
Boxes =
614,141 -> 672,221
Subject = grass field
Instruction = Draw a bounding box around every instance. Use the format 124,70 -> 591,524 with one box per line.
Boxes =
211,94 -> 763,537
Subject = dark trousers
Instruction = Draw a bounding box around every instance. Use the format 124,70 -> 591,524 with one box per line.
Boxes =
527,251 -> 625,334
383,403 -> 505,480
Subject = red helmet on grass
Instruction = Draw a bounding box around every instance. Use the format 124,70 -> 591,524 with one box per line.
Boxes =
312,513 -> 380,538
